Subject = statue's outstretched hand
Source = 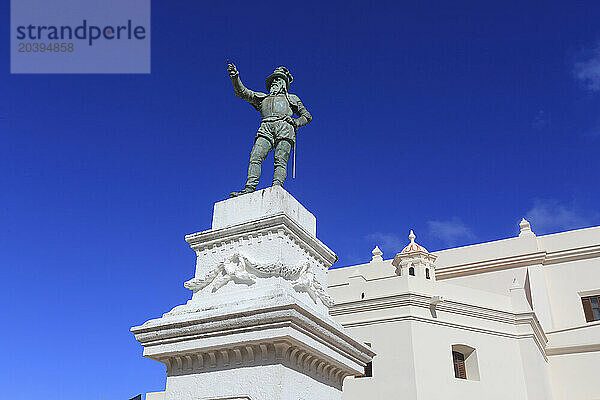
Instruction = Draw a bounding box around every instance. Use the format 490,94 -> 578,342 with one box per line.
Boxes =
227,61 -> 239,78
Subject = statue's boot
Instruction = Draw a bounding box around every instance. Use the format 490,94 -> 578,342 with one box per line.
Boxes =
230,137 -> 271,198
229,187 -> 255,198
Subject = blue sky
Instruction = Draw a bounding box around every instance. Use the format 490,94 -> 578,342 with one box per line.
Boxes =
1,1 -> 599,399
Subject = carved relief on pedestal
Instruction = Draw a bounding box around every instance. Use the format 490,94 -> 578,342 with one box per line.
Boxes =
179,215 -> 336,312
184,251 -> 333,307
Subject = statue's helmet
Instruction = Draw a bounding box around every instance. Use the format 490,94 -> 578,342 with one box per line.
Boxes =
265,66 -> 294,91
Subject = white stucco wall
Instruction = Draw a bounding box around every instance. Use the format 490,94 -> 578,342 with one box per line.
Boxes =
145,392 -> 165,400
410,323 -> 532,400
544,258 -> 600,329
328,224 -> 600,400
328,265 -> 549,399
341,319 -> 539,400
549,351 -> 600,400
342,322 -> 418,400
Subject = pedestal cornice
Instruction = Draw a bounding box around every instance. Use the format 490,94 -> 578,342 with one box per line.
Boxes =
131,284 -> 374,389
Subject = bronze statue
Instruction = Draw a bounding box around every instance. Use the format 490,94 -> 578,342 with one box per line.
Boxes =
227,62 -> 312,197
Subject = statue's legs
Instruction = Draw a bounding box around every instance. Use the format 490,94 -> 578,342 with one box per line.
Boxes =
229,120 -> 294,198
246,136 -> 272,190
273,139 -> 292,186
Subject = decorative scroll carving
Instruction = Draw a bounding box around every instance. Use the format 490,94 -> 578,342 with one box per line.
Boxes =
184,251 -> 333,306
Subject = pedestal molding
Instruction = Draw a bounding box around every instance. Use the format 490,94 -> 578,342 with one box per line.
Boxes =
132,289 -> 373,368
155,339 -> 358,389
185,214 -> 337,266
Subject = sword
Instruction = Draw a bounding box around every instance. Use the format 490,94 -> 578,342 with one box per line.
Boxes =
293,140 -> 296,179
292,121 -> 298,180
282,92 -> 297,180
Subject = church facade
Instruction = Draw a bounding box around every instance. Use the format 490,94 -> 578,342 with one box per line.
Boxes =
328,221 -> 600,400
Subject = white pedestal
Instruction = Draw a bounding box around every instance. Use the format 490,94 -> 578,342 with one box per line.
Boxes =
131,187 -> 374,400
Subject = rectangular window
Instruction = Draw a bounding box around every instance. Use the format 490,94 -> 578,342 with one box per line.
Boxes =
453,351 -> 466,379
582,295 -> 600,322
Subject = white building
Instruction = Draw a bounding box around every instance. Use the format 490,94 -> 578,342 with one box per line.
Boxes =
328,220 -> 600,400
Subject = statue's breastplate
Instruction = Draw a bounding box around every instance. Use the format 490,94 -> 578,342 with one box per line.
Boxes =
261,95 -> 292,119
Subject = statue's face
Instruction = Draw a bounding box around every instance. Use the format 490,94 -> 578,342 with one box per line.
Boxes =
270,77 -> 286,95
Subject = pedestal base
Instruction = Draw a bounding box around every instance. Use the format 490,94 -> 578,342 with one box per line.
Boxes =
131,188 -> 374,400
132,282 -> 373,400
165,364 -> 340,400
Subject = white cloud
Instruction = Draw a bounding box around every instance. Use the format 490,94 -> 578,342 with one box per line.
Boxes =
427,217 -> 475,247
366,232 -> 404,255
525,199 -> 598,233
574,46 -> 600,91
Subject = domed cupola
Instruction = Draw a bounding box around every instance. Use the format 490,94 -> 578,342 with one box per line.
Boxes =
401,230 -> 429,254
392,230 -> 437,280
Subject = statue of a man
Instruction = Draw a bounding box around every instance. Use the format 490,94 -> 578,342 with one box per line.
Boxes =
227,62 -> 312,197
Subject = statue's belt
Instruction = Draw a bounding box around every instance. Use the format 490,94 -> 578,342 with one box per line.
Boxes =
261,115 -> 293,124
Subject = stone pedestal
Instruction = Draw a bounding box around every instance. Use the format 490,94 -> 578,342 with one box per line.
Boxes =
131,186 -> 374,400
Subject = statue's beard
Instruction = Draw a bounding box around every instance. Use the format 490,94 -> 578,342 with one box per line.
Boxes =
270,81 -> 285,95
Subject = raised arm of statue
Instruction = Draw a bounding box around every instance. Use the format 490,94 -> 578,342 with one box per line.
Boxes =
227,61 -> 260,105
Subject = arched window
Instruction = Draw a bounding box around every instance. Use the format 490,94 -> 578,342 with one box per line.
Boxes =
451,345 -> 479,381
409,267 -> 415,276
425,268 -> 430,279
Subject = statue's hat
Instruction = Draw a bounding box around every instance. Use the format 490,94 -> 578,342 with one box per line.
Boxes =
265,66 -> 293,90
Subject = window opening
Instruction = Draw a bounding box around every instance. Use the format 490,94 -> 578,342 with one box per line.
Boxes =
453,351 -> 466,379
582,295 -> 600,322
